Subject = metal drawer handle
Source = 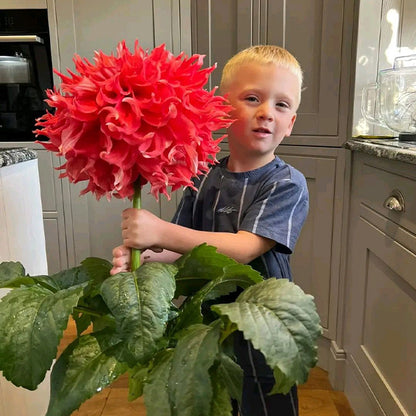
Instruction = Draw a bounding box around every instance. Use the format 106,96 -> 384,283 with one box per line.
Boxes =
383,190 -> 405,212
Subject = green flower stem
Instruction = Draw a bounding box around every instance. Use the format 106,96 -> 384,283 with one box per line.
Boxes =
131,180 -> 142,272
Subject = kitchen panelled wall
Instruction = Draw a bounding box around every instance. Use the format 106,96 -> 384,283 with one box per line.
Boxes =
192,0 -> 354,146
190,0 -> 357,381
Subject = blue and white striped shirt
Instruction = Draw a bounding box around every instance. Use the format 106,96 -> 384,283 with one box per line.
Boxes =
173,156 -> 309,280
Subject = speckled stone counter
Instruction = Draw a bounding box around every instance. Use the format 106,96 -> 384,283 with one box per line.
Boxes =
344,138 -> 416,165
0,147 -> 37,168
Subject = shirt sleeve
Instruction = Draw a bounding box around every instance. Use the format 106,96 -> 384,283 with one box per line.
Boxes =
239,169 -> 309,254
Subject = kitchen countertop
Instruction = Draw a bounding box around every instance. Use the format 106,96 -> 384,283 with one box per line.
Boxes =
344,138 -> 416,165
0,147 -> 37,168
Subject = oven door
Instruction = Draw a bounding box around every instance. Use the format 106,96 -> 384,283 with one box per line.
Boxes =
0,34 -> 53,142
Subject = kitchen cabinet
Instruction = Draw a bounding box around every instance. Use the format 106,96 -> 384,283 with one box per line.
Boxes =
276,145 -> 348,372
343,151 -> 416,416
191,0 -> 356,146
0,149 -> 49,416
35,148 -> 69,274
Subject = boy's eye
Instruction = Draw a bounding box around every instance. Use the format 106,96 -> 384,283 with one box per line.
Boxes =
276,102 -> 289,109
245,96 -> 259,102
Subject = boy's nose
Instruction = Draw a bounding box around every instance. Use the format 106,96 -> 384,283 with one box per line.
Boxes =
256,103 -> 273,121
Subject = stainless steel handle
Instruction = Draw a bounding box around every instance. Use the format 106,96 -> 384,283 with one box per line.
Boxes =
0,35 -> 44,44
383,190 -> 405,212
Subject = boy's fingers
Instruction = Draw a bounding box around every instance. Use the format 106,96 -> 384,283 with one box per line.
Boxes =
112,245 -> 130,257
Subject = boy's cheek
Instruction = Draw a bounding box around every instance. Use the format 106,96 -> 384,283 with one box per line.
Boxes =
285,114 -> 297,137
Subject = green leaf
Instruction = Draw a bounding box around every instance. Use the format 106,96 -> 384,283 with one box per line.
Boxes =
175,244 -> 239,280
51,266 -> 90,290
168,323 -> 221,416
216,352 -> 243,402
72,310 -> 93,336
0,261 -> 33,288
143,350 -> 174,416
0,284 -> 84,389
212,278 -> 321,394
209,363 -> 233,416
81,257 -> 112,281
80,257 -> 113,296
46,330 -> 128,416
175,245 -> 262,297
100,262 -> 177,366
128,363 -> 149,401
172,263 -> 262,334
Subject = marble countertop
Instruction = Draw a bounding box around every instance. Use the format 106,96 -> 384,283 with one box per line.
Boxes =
344,138 -> 416,165
0,147 -> 37,168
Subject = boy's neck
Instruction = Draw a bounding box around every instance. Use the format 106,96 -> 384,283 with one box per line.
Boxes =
226,153 -> 276,172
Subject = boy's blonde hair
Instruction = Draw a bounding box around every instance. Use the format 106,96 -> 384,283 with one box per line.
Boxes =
220,45 -> 303,100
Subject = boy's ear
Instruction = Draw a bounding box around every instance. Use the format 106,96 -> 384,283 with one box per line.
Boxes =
285,113 -> 297,137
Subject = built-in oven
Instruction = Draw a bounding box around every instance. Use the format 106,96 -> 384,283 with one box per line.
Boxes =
0,9 -> 53,141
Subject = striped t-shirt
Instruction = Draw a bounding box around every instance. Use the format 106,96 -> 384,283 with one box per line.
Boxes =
172,156 -> 309,280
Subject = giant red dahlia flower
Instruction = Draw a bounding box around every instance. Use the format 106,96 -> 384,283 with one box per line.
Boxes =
34,40 -> 234,200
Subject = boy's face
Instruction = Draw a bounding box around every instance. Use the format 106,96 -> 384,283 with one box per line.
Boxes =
225,62 -> 299,168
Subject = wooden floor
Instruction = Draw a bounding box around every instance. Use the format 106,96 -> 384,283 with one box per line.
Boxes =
58,320 -> 355,416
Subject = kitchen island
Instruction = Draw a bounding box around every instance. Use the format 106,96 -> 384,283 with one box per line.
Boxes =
343,138 -> 416,416
0,147 -> 48,275
0,147 -> 49,416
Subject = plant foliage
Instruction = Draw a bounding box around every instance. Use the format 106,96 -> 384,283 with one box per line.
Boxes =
0,244 -> 321,416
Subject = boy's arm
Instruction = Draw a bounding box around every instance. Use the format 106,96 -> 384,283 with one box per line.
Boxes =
121,208 -> 275,264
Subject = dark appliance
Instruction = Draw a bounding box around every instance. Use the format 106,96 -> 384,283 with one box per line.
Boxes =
0,9 -> 53,141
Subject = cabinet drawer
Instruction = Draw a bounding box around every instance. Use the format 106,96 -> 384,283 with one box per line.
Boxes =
360,159 -> 416,236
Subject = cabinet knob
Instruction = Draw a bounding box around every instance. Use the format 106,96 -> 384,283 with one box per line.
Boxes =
383,190 -> 405,212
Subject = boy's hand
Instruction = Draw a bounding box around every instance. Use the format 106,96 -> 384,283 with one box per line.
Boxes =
121,208 -> 164,250
110,245 -> 131,275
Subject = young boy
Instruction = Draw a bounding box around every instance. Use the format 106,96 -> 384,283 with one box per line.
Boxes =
111,45 -> 308,416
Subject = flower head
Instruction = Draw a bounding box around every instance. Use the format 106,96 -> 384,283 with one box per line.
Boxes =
35,41 -> 234,200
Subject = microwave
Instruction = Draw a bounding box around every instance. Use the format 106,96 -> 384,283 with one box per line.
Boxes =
0,9 -> 53,141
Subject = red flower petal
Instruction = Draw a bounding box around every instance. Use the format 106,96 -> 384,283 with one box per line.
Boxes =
35,40 -> 234,200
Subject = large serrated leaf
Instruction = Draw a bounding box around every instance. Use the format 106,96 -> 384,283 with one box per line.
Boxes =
168,323 -> 221,416
100,262 -> 177,366
172,263 -> 262,334
143,349 -> 174,416
209,363 -> 233,416
175,244 -> 261,298
216,352 -> 243,402
0,284 -> 84,389
80,257 -> 113,296
0,261 -> 33,287
175,244 -> 239,280
128,362 -> 149,401
212,278 -> 321,394
51,266 -> 91,290
46,330 -> 128,416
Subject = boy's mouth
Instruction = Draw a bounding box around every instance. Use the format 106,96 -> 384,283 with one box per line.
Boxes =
253,127 -> 272,134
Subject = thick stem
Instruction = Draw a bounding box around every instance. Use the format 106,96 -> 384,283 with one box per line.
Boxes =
130,180 -> 142,271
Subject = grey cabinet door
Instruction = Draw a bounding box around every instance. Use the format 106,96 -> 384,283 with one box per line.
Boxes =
191,0 -> 345,137
344,152 -> 416,416
276,146 -> 347,343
